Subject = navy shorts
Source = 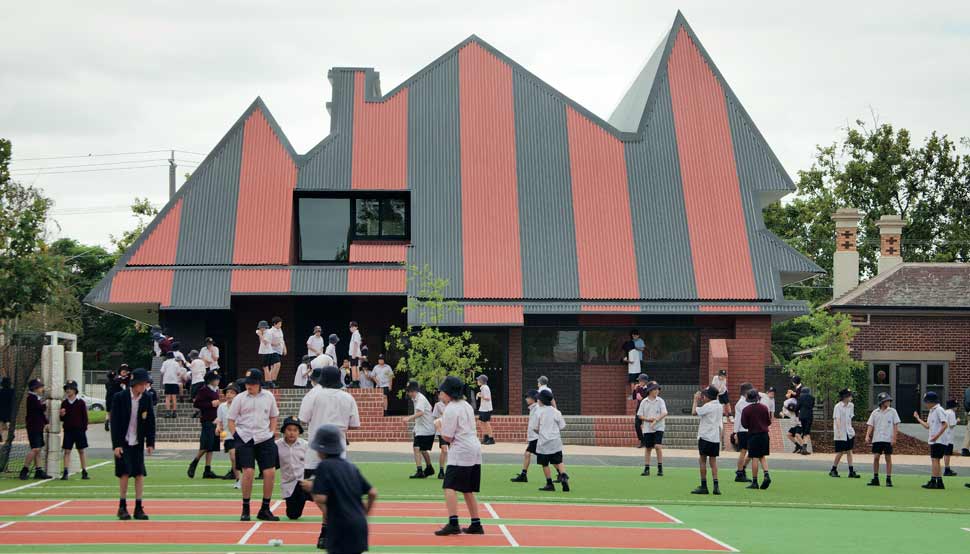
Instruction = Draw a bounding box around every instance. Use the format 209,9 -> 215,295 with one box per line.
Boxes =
930,443 -> 946,459
525,439 -> 538,454
698,438 -> 720,457
224,438 -> 236,452
834,437 -> 855,453
443,465 -> 480,493
199,421 -> 219,452
641,431 -> 664,448
163,384 -> 180,396
261,353 -> 281,367
62,429 -> 88,450
478,411 -> 492,422
115,445 -> 147,478
235,437 -> 280,472
872,442 -> 893,455
537,451 -> 563,466
735,431 -> 749,450
747,432 -> 770,458
413,435 -> 435,451
438,436 -> 450,448
28,431 -> 45,449
718,392 -> 729,405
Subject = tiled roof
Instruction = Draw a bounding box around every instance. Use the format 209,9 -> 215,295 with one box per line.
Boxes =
827,263 -> 970,309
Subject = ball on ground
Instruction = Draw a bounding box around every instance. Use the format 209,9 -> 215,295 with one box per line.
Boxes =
268,538 -> 283,546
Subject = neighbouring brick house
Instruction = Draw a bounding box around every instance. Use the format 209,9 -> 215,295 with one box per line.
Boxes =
85,12 -> 819,417
826,209 -> 970,422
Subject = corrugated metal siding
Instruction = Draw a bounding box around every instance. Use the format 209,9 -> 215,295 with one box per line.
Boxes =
464,305 -> 524,325
459,43 -> 523,299
233,109 -> 297,264
512,71 -> 580,299
171,268 -> 231,309
230,269 -> 291,293
296,70 -> 355,190
347,268 -> 406,294
348,243 -> 408,263
85,275 -> 112,304
699,305 -> 760,312
351,72 -> 409,190
407,53 -> 463,298
108,269 -> 174,306
624,79 -> 697,300
667,28 -> 757,300
175,124 -> 243,264
128,199 -> 182,265
566,106 -> 639,299
580,305 -> 640,312
290,267 -> 349,295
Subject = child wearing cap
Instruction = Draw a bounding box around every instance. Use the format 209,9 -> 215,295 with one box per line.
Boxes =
200,337 -> 220,373
830,389 -> 860,479
20,379 -> 50,480
406,381 -> 437,478
632,374 -> 650,447
732,382 -> 753,482
692,386 -> 722,495
59,380 -> 89,480
711,370 -> 731,422
302,424 -> 377,552
188,371 -> 222,480
110,368 -> 156,520
433,391 -> 449,479
475,375 -> 494,445
307,326 -> 325,358
277,417 -> 309,520
217,383 -> 241,486
865,392 -> 900,487
636,382 -> 667,476
914,391 -> 947,489
434,375 -> 484,536
740,388 -> 772,490
228,368 -> 282,520
372,355 -> 395,414
535,389 -> 570,492
295,355 -> 314,389
511,390 -> 540,483
943,400 -> 958,477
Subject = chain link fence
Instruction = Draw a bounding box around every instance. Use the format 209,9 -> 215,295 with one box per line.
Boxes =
0,330 -> 46,473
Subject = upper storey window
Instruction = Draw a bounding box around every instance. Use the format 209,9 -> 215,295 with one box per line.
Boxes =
297,192 -> 409,263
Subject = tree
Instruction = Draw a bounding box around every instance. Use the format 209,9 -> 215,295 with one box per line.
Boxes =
385,265 -> 484,396
785,310 -> 865,415
109,197 -> 159,254
0,138 -> 61,324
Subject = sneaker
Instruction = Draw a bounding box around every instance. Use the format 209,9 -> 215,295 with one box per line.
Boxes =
510,473 -> 528,483
921,480 -> 937,489
437,469 -> 445,480
793,445 -> 802,454
409,470 -> 428,479
18,467 -> 28,481
317,533 -> 326,550
560,476 -> 570,492
734,472 -> 751,483
962,449 -> 970,457
886,477 -> 893,487
240,512 -> 251,522
202,469 -> 219,479
104,420 -> 110,432
434,523 -> 462,536
187,460 -> 199,479
553,475 -> 562,483
800,448 -> 811,456
34,469 -> 51,480
60,470 -> 69,481
690,486 -> 709,495
938,480 -> 946,489
117,508 -> 131,520
424,466 -> 435,477
539,483 -> 556,491
944,468 -> 958,477
257,508 -> 280,521
760,476 -> 771,490
829,468 -> 839,478
641,467 -> 650,476
133,507 -> 149,520
233,480 -> 241,489
81,470 -> 90,480
223,469 -> 236,480
712,484 -> 721,495
462,523 -> 485,534
867,477 -> 880,487
746,481 -> 760,490
848,470 -> 861,479
482,437 -> 496,445
657,467 -> 663,477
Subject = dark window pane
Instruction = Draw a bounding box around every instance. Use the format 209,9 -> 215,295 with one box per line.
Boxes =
299,198 -> 350,261
524,329 -> 579,364
582,329 -> 627,364
872,364 -> 890,385
355,199 -> 380,236
926,364 -> 945,385
381,199 -> 407,236
897,364 -> 919,385
643,330 -> 698,365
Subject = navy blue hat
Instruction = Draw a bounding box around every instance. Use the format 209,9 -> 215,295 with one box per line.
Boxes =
525,389 -> 538,400
63,380 -> 79,392
281,416 -> 303,434
311,424 -> 344,456
538,389 -> 554,405
923,391 -> 940,403
130,368 -> 150,385
28,379 -> 43,391
245,368 -> 264,385
204,371 -> 221,384
438,376 -> 465,399
838,388 -> 853,399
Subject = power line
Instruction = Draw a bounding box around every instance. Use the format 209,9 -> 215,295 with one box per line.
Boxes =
12,158 -> 173,171
10,164 -> 168,176
12,149 -> 204,162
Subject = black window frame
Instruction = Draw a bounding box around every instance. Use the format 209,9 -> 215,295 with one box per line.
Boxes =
295,191 -> 411,265
352,195 -> 410,240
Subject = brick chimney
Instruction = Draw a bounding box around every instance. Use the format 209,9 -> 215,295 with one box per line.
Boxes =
876,214 -> 906,274
832,208 -> 860,298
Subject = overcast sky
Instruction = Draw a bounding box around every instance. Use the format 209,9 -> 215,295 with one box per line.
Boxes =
3,1 -> 968,248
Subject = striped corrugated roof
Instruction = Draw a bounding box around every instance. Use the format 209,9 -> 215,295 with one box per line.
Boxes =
86,12 -> 819,321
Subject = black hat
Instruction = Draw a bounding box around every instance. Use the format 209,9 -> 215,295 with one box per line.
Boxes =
321,366 -> 342,388
28,379 -> 44,391
923,391 -> 940,404
767,386 -> 776,393
119,363 -> 130,370
718,369 -> 727,376
637,373 -> 650,383
204,371 -> 221,384
538,389 -> 554,405
438,375 -> 465,399
406,380 -> 421,392
791,376 -> 802,385
311,424 -> 345,456
225,382 -> 241,394
130,368 -> 150,385
281,416 -> 304,434
946,399 -> 958,409
63,380 -> 79,392
245,368 -> 264,385
704,386 -> 719,400
838,388 -> 853,400
745,388 -> 760,402
876,392 -> 892,405
378,353 -> 386,361
310,367 -> 323,384
257,320 -> 270,329
644,382 -> 661,394
525,389 -> 538,400
234,378 -> 247,391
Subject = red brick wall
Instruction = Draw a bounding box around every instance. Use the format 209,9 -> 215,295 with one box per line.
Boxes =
708,338 -> 729,383
734,316 -> 772,366
848,315 -> 970,401
580,365 -> 628,415
507,328 -> 523,415
698,322 -> 733,384
727,339 -> 768,391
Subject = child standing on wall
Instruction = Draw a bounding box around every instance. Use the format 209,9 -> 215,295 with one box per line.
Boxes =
711,370 -> 730,421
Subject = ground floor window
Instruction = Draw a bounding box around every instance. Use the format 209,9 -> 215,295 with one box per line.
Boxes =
869,361 -> 948,423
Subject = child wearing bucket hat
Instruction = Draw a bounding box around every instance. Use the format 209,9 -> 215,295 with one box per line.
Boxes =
188,371 -> 222,480
59,380 -> 89,480
829,388 -> 860,479
740,388 -> 772,490
636,381 -> 667,476
307,326 -> 325,358
228,367 -> 282,520
276,416 -> 309,520
914,391 -> 947,489
434,375 -> 484,536
865,392 -> 900,487
943,399 -> 959,477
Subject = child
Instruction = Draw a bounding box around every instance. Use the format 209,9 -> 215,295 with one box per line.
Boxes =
303,424 -> 377,552
434,375 -> 484,536
691,386 -> 722,495
711,370 -> 730,421
59,380 -> 89,480
228,368 -> 281,520
475,375 -> 495,445
511,390 -> 540,482
188,350 -> 207,400
732,382 -> 753,482
782,392 -> 806,454
943,400 -> 958,476
537,376 -> 557,409
740,388 -> 772,490
632,374 -> 650,447
534,389 -> 569,492
797,386 -> 815,455
109,368 -> 155,520
307,326 -> 325,358
348,321 -> 362,387
295,355 -> 313,389
299,366 -> 361,468
276,417 -> 309,520
357,361 -> 374,389
372,355 -> 395,414
624,340 -> 641,393
865,392 -> 899,487
830,388 -> 860,478
914,391 -> 947,489
406,381 -> 436,478
200,337 -> 220,373
20,379 -> 50,480
159,351 -> 183,419
266,316 -> 287,387
433,391 -> 449,479
340,359 -> 352,388
0,377 -> 13,436
636,382 -> 667,476
326,334 -> 339,364
188,371 -> 222,480
217,383 -> 240,486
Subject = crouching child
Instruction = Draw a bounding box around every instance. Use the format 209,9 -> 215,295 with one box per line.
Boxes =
535,389 -> 569,492
277,417 -> 309,520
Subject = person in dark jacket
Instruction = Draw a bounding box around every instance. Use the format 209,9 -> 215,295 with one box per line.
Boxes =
797,386 -> 815,455
20,379 -> 51,480
110,368 -> 156,520
188,371 -> 221,479
104,364 -> 130,431
740,388 -> 772,490
0,377 -> 14,435
60,380 -> 89,480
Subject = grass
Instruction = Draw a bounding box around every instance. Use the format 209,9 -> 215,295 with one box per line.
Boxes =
86,411 -> 106,424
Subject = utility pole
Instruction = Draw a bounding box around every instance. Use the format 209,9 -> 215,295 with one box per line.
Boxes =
168,150 -> 176,199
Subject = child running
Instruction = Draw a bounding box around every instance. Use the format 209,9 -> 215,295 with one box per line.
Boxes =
434,375 -> 484,536
406,380 -> 437,479
865,392 -> 899,487
433,391 -> 448,479
59,380 -> 89,480
914,391 -> 947,489
830,388 -> 860,478
691,386 -> 722,495
535,389 -> 569,492
637,382 -> 667,476
511,390 -> 540,483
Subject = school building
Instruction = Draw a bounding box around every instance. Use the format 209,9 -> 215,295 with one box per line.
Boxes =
85,12 -> 820,419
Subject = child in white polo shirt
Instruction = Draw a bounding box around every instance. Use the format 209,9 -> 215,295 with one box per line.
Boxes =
276,417 -> 309,520
692,386 -> 722,495
475,375 -> 494,445
732,382 -> 753,482
511,390 -> 540,483
711,370 -> 730,421
865,392 -> 899,487
534,389 -> 569,492
914,391 -> 947,489
636,382 -> 667,476
829,388 -> 860,479
432,391 -> 448,479
434,376 -> 484,536
943,400 -> 958,477
406,381 -> 436,479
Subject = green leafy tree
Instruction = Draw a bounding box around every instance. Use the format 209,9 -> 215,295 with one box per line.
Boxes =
785,310 -> 865,415
109,197 -> 159,254
386,265 -> 483,396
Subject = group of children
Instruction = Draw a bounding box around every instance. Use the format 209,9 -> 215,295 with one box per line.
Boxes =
17,378 -> 91,481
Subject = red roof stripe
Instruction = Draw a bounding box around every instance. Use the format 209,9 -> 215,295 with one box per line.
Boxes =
233,109 -> 297,265
464,305 -> 524,325
566,107 -> 640,299
128,199 -> 182,265
347,268 -> 406,293
667,29 -> 757,300
348,243 -> 408,263
230,269 -> 291,293
351,72 -> 409,190
108,270 -> 174,306
458,43 -> 523,299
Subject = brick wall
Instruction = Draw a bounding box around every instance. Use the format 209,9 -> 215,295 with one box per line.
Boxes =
698,322 -> 733,384
727,339 -> 768,391
508,328 -> 523,414
734,316 -> 772,366
580,365 -> 628,415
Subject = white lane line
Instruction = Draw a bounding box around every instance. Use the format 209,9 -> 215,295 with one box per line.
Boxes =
270,499 -> 283,512
498,524 -> 519,547
962,527 -> 970,532
649,506 -> 683,524
0,522 -> 16,530
483,502 -> 500,519
27,500 -> 71,517
0,460 -> 111,495
237,521 -> 262,545
691,528 -> 740,553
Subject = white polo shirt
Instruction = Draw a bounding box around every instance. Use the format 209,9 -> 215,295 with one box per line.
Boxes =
411,393 -> 435,437
734,398 -> 751,433
637,396 -> 667,433
535,404 -> 566,455
866,407 -> 900,443
349,330 -> 362,359
711,375 -> 727,395
432,401 -> 446,419
294,363 -> 310,387
944,408 -> 957,445
228,389 -> 279,444
441,400 -> 482,466
216,401 -> 231,432
257,330 -> 274,355
200,345 -> 219,370
526,402 -> 540,441
927,405 -> 947,444
267,327 -> 285,355
371,364 -> 394,388
275,437 -> 308,498
696,399 -> 722,443
325,343 -> 337,361
306,334 -> 324,357
298,387 -> 360,469
189,359 -> 207,385
477,384 -> 493,412
160,359 -> 183,385
310,353 -> 336,370
833,401 -> 855,440
627,349 -> 642,375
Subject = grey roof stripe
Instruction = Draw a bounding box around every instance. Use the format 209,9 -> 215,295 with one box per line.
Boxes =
513,70 -> 580,300
406,53 -> 464,298
171,268 -> 231,309
296,70 -> 355,190
624,77 -> 697,300
290,266 -> 349,295
174,123 -> 243,264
